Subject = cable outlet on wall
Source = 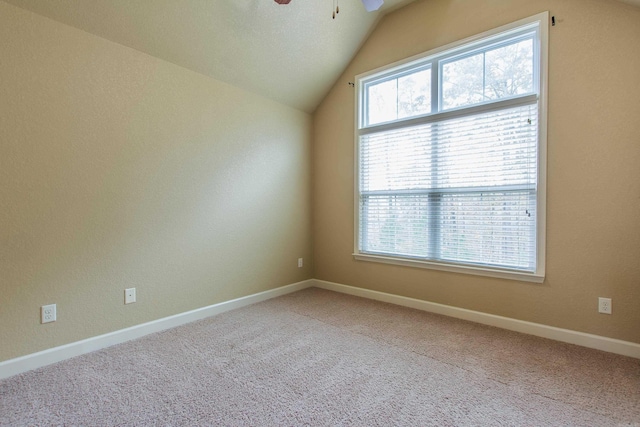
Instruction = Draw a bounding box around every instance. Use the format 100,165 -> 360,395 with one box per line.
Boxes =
125,288 -> 136,304
41,304 -> 56,324
598,297 -> 611,314
298,258 -> 303,268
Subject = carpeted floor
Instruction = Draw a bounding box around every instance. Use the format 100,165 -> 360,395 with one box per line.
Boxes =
1,288 -> 639,426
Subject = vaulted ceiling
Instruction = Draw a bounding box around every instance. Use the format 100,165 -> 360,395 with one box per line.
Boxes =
3,0 -> 415,112
4,0 -> 639,113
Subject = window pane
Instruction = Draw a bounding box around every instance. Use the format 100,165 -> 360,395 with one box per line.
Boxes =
435,104 -> 538,189
366,68 -> 431,126
442,53 -> 484,110
438,192 -> 536,271
398,69 -> 431,119
360,194 -> 431,258
485,39 -> 534,100
367,79 -> 397,125
361,104 -> 537,192
360,124 -> 434,192
442,38 -> 535,110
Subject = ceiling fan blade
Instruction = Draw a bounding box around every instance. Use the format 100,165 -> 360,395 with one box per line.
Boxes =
361,0 -> 384,12
273,0 -> 383,12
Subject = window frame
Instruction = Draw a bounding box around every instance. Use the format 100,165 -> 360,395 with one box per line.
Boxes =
353,12 -> 548,283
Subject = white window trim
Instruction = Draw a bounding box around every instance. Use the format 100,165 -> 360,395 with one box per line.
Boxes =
353,12 -> 548,283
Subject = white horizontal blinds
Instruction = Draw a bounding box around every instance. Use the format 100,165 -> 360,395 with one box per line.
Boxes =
360,194 -> 432,258
438,191 -> 536,270
359,102 -> 538,271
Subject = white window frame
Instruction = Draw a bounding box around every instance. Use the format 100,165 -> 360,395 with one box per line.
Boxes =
353,12 -> 548,283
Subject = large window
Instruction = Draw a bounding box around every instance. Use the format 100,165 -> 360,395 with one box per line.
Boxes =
355,13 -> 548,282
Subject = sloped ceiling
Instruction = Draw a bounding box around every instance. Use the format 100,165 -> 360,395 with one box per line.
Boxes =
2,0 -> 415,113
4,0 -> 638,112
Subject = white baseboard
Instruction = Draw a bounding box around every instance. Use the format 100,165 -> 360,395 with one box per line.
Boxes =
312,279 -> 640,359
3,277 -> 637,380
0,279 -> 314,380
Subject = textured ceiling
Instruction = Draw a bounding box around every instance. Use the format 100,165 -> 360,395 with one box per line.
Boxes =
5,0 -> 638,112
3,0 -> 415,112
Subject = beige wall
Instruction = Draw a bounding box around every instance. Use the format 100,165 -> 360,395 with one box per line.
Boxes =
314,0 -> 640,343
2,0 -> 639,364
0,1 -> 312,361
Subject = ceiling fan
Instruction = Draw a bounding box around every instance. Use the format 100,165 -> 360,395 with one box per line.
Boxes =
274,0 -> 384,13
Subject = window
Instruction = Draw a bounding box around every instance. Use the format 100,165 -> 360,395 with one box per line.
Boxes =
355,13 -> 548,282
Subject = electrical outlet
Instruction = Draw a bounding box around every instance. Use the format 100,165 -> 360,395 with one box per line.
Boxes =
41,304 -> 56,324
598,297 -> 611,314
125,288 -> 136,304
298,258 -> 303,268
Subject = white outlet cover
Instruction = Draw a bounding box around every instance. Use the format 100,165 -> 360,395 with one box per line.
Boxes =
125,288 -> 136,304
598,297 -> 612,314
41,304 -> 56,323
298,258 -> 303,268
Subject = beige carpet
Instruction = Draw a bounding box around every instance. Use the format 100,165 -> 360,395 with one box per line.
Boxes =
1,288 -> 639,426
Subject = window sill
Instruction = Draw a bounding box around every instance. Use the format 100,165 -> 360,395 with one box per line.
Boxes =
353,253 -> 545,283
